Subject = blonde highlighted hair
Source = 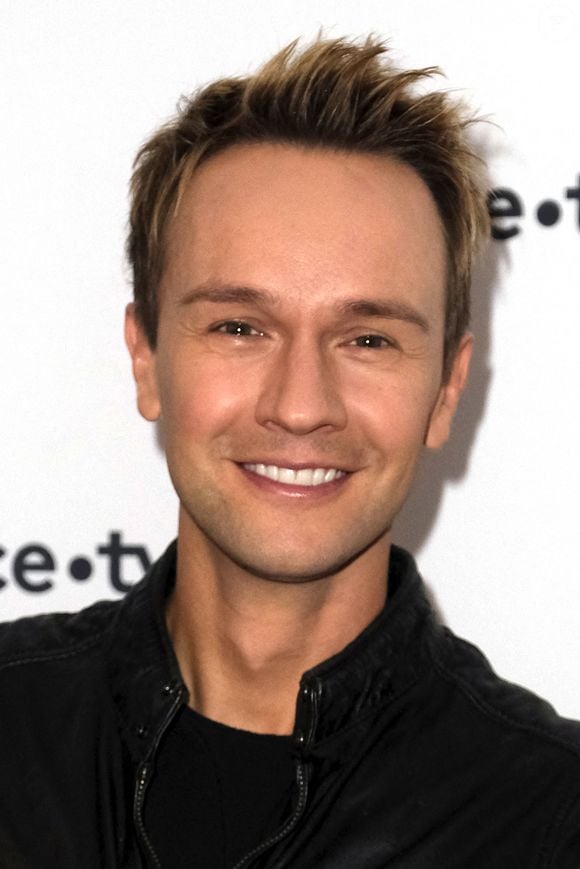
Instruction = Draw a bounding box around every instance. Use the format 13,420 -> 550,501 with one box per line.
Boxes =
128,36 -> 489,377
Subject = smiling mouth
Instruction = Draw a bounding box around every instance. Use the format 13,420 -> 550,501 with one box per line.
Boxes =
242,463 -> 347,487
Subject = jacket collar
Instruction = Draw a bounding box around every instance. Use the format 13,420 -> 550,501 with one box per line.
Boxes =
106,541 -> 183,767
106,541 -> 442,764
299,545 -> 442,744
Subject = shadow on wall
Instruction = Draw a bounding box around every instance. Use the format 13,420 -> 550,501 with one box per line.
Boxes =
395,233 -> 507,563
394,123 -> 516,620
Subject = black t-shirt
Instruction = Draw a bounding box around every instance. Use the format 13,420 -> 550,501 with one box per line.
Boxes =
144,704 -> 295,868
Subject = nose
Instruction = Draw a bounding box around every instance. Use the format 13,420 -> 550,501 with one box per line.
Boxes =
255,336 -> 347,435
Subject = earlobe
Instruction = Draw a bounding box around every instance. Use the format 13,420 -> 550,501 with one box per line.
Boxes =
124,303 -> 161,422
425,333 -> 473,450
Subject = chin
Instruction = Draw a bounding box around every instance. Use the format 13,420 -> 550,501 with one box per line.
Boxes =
235,559 -> 351,584
217,532 -> 387,584
179,498 -> 393,583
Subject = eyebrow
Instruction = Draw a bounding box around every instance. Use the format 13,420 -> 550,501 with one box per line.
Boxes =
178,285 -> 278,308
178,284 -> 429,332
337,298 -> 430,333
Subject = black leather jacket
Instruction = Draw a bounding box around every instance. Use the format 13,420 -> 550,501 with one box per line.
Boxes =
1,542 -> 579,868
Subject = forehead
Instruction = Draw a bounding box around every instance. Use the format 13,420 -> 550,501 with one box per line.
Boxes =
161,143 -> 447,319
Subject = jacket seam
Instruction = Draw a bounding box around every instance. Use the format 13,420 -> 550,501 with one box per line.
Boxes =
0,631 -> 109,672
431,647 -> 580,760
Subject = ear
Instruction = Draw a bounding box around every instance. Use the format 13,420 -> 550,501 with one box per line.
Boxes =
425,333 -> 473,450
124,303 -> 161,422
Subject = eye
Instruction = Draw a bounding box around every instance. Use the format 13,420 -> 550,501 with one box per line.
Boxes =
351,334 -> 392,349
212,320 -> 264,338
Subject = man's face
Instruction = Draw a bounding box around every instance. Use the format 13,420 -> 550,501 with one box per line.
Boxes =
127,143 -> 470,581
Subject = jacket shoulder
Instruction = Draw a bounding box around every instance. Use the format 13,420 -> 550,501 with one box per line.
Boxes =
434,627 -> 580,755
430,630 -> 580,863
0,598 -> 119,673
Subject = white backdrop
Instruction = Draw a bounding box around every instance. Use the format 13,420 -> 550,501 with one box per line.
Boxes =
1,0 -> 579,718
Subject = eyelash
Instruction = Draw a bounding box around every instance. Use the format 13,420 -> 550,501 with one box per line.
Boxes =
210,321 -> 394,350
211,320 -> 264,337
350,335 -> 393,350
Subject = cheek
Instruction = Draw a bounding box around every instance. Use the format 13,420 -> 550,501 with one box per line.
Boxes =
351,377 -> 440,454
157,354 -> 256,441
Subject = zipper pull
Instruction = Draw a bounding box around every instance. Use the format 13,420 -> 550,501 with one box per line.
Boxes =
294,681 -> 317,752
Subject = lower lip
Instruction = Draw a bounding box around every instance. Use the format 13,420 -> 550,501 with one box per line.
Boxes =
237,465 -> 350,499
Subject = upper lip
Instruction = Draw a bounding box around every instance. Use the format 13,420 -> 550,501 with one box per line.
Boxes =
238,459 -> 352,472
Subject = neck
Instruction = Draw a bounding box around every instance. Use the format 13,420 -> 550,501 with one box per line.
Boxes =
166,510 -> 390,735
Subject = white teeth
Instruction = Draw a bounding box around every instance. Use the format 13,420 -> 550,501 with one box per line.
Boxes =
278,467 -> 295,484
243,464 -> 345,487
295,468 -> 315,486
312,468 -> 326,486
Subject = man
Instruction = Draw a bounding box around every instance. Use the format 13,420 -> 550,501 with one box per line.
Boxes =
1,36 -> 579,869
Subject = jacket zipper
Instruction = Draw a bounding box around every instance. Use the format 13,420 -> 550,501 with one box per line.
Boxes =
231,680 -> 318,869
133,686 -> 186,868
134,762 -> 161,869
